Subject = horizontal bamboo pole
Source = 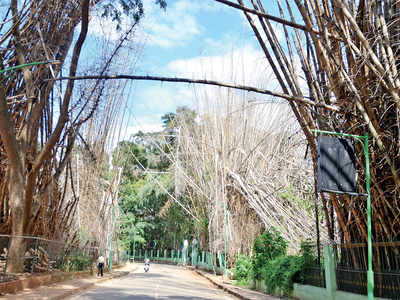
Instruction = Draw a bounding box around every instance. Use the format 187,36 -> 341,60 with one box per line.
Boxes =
48,74 -> 340,111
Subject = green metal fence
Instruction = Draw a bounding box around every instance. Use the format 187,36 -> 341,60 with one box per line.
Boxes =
334,242 -> 400,299
132,247 -> 226,274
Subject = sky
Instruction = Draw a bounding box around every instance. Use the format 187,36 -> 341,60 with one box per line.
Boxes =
88,0 -> 288,140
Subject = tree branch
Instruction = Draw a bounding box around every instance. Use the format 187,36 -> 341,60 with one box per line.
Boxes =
0,82 -> 20,169
49,74 -> 340,111
32,0 -> 89,175
214,0 -> 308,30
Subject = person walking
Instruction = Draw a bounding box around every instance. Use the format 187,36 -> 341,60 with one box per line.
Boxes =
97,255 -> 105,277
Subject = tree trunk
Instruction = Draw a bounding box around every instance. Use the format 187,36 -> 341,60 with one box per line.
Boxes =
7,167 -> 26,273
0,82 -> 27,272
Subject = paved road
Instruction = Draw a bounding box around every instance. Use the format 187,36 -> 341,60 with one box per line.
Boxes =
69,263 -> 238,300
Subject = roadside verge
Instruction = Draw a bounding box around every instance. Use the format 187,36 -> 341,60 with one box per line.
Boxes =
193,268 -> 279,300
1,264 -> 135,300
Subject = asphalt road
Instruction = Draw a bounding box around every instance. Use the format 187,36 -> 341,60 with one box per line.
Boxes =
69,263 -> 238,300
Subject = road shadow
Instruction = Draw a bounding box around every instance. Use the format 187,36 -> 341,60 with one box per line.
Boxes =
82,286 -> 228,300
130,273 -> 168,279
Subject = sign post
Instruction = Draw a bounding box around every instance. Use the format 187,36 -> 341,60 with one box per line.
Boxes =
312,130 -> 373,300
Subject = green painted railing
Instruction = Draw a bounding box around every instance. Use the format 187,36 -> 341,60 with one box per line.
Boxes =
131,248 -> 225,273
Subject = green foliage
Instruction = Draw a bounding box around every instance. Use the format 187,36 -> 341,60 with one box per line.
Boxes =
299,239 -> 316,265
279,185 -> 325,221
113,141 -> 148,181
62,253 -> 92,272
115,108 -> 197,253
251,227 -> 287,280
233,254 -> 251,285
255,239 -> 317,296
229,232 -> 317,296
262,255 -> 305,296
101,0 -> 167,29
279,184 -> 314,216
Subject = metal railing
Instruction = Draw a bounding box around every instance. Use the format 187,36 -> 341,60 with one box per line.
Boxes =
0,235 -> 128,275
132,247 -> 226,274
334,242 -> 400,298
301,265 -> 326,288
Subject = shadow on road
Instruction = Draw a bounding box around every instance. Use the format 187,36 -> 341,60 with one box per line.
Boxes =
131,273 -> 168,279
83,286 -> 225,300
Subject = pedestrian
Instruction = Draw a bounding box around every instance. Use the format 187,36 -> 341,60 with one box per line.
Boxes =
97,255 -> 105,277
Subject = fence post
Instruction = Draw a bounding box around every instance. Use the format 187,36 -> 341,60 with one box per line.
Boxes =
31,237 -> 39,273
324,245 -> 337,300
192,247 -> 197,267
4,236 -> 11,273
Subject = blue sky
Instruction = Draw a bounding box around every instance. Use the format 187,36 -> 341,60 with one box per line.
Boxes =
89,0 -> 286,139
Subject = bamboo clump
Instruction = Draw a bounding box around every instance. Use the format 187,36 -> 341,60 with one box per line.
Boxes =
216,0 -> 400,245
0,0 -> 138,256
174,88 -> 325,256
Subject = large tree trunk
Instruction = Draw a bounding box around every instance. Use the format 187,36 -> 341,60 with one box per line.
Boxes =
0,0 -> 89,273
0,82 -> 27,272
7,168 -> 26,273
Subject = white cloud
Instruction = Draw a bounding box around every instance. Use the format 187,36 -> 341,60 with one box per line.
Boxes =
123,43 -> 304,138
167,44 -> 275,88
88,5 -> 141,41
123,83 -> 195,137
88,0 -> 204,45
135,83 -> 194,113
137,0 -> 208,48
124,119 -> 164,138
88,0 -> 243,49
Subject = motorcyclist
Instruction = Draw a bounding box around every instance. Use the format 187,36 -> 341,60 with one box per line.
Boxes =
144,257 -> 150,272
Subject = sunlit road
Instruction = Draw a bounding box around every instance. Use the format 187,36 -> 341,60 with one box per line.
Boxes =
69,263 -> 238,300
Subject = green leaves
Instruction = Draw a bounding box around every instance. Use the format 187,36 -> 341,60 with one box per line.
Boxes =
262,255 -> 305,296
101,0 -> 167,30
116,108 -> 196,252
250,230 -> 317,296
233,254 -> 251,285
155,0 -> 167,10
113,141 -> 148,181
251,227 -> 287,280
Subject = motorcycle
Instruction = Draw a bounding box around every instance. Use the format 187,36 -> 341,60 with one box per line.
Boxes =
144,258 -> 150,272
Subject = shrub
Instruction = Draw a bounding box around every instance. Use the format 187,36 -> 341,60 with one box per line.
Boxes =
61,253 -> 92,272
232,254 -> 251,285
299,239 -> 315,265
262,255 -> 305,296
251,227 -> 287,280
261,240 -> 318,296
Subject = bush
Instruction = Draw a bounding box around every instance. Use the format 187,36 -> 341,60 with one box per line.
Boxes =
261,240 -> 317,296
251,227 -> 287,280
299,239 -> 315,265
232,254 -> 251,285
262,255 -> 305,296
61,253 -> 92,272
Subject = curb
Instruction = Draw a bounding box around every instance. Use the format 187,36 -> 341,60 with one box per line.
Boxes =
194,269 -> 249,300
193,269 -> 275,300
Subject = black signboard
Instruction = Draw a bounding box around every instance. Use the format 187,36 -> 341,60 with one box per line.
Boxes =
317,135 -> 357,194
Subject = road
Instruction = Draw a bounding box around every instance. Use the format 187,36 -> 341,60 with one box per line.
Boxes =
69,263 -> 238,300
